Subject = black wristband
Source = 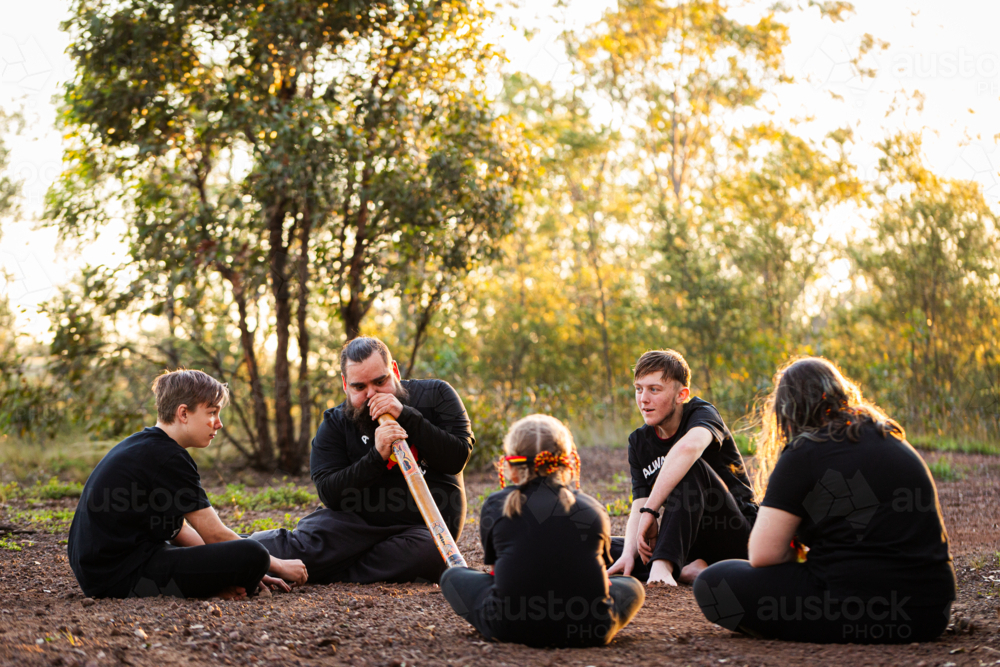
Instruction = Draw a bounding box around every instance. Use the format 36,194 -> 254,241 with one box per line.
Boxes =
639,506 -> 661,518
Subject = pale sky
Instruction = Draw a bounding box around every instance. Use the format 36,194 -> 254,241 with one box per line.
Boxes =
2,0 -> 999,339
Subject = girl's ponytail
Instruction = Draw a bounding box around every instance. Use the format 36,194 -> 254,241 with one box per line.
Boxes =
496,415 -> 581,518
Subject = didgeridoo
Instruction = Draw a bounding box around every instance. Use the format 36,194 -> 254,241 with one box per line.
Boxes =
378,413 -> 468,569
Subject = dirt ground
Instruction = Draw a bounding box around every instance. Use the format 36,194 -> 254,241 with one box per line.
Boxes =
1,447 -> 998,667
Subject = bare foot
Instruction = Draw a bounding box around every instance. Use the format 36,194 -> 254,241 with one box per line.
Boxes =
646,559 -> 678,587
678,558 -> 708,585
216,586 -> 247,601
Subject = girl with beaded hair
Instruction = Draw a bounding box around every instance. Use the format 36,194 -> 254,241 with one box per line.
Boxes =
439,414 -> 645,648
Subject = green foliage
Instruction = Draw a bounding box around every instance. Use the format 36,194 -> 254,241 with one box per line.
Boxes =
0,481 -> 18,505
12,508 -> 76,534
0,478 -> 84,502
0,537 -> 22,552
734,433 -> 756,457
208,483 -> 317,511
234,514 -> 300,534
909,435 -> 1000,456
605,496 -> 633,517
28,478 -> 84,500
836,133 -> 1000,443
926,456 -> 965,482
46,0 -> 529,471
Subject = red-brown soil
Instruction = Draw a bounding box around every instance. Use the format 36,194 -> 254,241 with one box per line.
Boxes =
1,447 -> 998,666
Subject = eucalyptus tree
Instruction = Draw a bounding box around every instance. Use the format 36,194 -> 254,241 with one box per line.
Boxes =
47,0 -> 526,470
847,133 -> 1000,434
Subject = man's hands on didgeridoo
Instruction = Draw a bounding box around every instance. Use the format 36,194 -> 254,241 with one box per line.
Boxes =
374,421 -> 408,461
368,392 -> 404,422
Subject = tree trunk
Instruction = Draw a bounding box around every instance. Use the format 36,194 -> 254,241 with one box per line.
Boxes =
220,266 -> 273,469
341,169 -> 373,341
268,203 -> 295,466
404,281 -> 444,378
288,209 -> 313,473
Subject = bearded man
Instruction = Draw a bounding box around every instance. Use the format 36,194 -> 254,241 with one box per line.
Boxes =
250,337 -> 474,584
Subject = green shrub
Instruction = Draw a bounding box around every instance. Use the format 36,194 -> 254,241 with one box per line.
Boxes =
0,537 -> 22,551
606,495 -> 633,517
208,483 -> 318,511
926,457 -> 964,482
29,477 -> 84,500
234,514 -> 300,533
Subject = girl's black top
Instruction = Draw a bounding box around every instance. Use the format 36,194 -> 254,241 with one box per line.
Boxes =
761,423 -> 956,604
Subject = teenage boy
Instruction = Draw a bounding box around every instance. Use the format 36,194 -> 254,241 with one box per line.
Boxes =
251,336 -> 475,584
608,350 -> 758,586
68,369 -> 308,599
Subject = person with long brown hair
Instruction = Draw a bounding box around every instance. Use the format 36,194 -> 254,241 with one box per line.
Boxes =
439,414 -> 645,648
694,357 -> 956,643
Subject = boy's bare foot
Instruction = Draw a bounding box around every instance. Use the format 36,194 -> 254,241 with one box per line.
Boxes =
678,558 -> 708,584
646,559 -> 678,586
216,586 -> 247,600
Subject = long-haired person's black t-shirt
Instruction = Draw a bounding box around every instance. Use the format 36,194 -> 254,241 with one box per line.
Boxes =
479,478 -> 613,644
68,427 -> 211,597
760,424 -> 956,604
628,397 -> 757,520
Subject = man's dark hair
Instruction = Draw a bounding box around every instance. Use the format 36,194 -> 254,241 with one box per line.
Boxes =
339,336 -> 391,375
633,349 -> 691,388
152,369 -> 230,424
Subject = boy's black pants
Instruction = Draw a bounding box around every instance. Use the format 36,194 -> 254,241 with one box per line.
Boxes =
103,539 -> 271,598
612,459 -> 754,580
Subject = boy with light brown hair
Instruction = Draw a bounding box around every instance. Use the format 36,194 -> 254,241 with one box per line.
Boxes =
608,350 -> 758,586
68,369 -> 307,599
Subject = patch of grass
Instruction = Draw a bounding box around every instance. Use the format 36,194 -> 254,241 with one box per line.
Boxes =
474,486 -> 500,507
0,537 -> 22,551
909,435 -> 1000,456
208,483 -> 318,511
606,495 -> 633,517
13,508 -> 76,533
969,551 -> 1000,571
0,478 -> 84,504
29,477 -> 84,500
0,481 -> 18,504
608,471 -> 630,493
926,456 -> 965,482
0,433 -> 115,484
234,513 -> 300,534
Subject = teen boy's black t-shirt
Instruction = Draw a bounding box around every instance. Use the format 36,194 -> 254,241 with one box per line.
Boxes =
479,478 -> 613,644
761,424 -> 956,604
67,427 -> 212,597
628,397 -> 756,519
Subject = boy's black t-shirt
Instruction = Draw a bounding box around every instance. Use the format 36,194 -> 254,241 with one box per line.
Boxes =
68,427 -> 212,597
628,397 -> 756,519
480,478 -> 613,638
761,424 -> 956,604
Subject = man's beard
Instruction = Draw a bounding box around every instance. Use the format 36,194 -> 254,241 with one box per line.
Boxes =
344,380 -> 410,428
